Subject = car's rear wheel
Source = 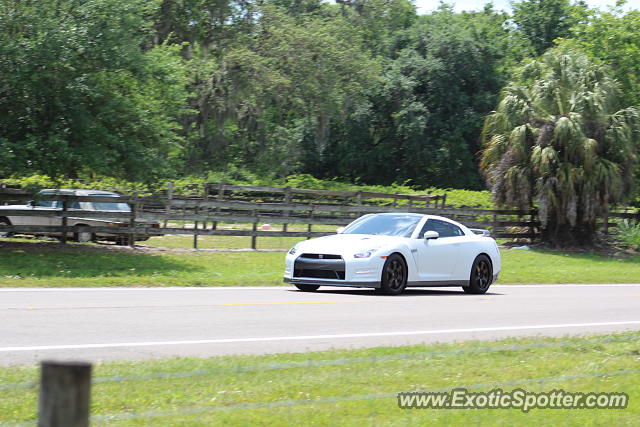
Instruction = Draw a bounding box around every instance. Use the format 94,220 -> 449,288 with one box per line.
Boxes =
0,218 -> 12,238
463,254 -> 493,294
294,284 -> 320,292
377,254 -> 407,295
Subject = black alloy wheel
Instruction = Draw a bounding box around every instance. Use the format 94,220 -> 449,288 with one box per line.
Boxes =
377,254 -> 407,295
463,254 -> 493,294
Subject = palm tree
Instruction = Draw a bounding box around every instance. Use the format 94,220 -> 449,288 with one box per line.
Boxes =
481,47 -> 639,247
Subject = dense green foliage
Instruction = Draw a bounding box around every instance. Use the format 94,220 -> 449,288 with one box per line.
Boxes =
1,0 -> 639,199
0,0 -> 189,180
0,173 -> 494,208
481,47 -> 639,246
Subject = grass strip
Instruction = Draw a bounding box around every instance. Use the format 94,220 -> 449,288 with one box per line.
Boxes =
1,332 -> 639,425
0,238 -> 639,287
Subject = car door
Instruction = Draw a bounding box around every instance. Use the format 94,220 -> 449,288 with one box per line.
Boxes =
19,193 -> 60,227
409,219 -> 464,282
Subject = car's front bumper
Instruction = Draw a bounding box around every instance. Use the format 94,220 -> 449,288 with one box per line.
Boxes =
284,252 -> 385,287
283,277 -> 380,288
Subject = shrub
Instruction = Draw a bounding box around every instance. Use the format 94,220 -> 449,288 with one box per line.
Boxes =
616,219 -> 640,250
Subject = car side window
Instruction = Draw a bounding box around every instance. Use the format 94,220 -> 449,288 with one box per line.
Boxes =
69,201 -> 81,209
34,193 -> 61,208
419,219 -> 463,238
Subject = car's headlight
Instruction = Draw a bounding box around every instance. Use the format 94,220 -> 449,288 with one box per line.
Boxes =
354,248 -> 378,259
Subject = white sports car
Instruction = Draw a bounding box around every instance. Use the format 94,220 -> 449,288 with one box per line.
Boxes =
284,213 -> 500,295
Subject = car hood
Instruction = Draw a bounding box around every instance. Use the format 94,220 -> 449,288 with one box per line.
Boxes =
0,204 -> 31,210
293,234 -> 406,257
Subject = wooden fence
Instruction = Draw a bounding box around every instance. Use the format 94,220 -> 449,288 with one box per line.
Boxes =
1,183 -> 636,248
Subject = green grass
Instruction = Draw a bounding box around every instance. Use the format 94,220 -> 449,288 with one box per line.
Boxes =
0,239 -> 639,287
146,222 -> 336,250
1,332 -> 639,425
501,249 -> 640,284
0,238 -> 284,287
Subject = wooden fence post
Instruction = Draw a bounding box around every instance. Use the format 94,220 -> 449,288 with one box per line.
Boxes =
202,183 -> 209,230
530,209 -> 536,242
441,193 -> 447,208
60,196 -> 68,244
283,187 -> 291,232
164,182 -> 173,229
603,211 -> 609,236
251,209 -> 257,249
129,192 -> 138,247
213,182 -> 224,231
193,201 -> 199,250
38,361 -> 92,427
307,205 -> 314,239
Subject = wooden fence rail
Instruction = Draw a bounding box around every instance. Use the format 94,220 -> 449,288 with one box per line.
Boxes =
1,184 -> 637,248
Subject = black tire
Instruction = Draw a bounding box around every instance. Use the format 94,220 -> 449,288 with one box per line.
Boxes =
0,218 -> 12,238
115,236 -> 129,246
377,254 -> 407,295
295,284 -> 320,292
463,254 -> 493,294
74,225 -> 94,243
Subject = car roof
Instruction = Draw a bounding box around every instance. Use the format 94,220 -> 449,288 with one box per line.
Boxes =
370,212 -> 454,221
39,189 -> 120,196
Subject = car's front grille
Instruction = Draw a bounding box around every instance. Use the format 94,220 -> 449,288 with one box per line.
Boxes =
299,253 -> 342,260
293,254 -> 346,281
294,269 -> 345,280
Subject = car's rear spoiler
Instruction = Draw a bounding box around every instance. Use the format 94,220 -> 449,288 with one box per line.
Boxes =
469,228 -> 491,237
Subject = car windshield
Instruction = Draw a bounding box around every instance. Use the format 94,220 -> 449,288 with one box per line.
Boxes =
90,193 -> 131,212
342,214 -> 422,237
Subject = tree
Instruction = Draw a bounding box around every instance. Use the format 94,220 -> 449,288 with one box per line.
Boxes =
0,0 -> 189,181
570,6 -> 640,106
184,5 -> 377,176
511,0 -> 584,55
481,47 -> 639,246
323,5 -> 514,189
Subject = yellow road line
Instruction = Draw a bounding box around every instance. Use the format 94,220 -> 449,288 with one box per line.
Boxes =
221,301 -> 356,306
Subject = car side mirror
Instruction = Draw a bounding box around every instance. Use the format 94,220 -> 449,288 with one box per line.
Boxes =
336,227 -> 345,234
28,200 -> 34,206
423,231 -> 439,240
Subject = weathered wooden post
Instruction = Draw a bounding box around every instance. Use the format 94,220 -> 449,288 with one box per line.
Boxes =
193,200 -> 199,250
283,187 -> 291,232
38,361 -> 92,427
213,182 -> 225,231
529,209 -> 536,242
307,205 -> 314,240
129,192 -> 138,247
251,209 -> 258,249
202,183 -> 209,230
60,195 -> 68,244
164,182 -> 174,229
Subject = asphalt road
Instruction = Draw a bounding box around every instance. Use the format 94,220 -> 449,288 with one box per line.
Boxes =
1,284 -> 640,365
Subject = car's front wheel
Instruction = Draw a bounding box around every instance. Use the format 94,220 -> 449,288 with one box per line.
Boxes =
0,218 -> 12,238
463,254 -> 493,294
294,284 -> 320,292
74,225 -> 94,243
377,254 -> 407,295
